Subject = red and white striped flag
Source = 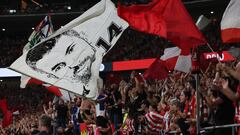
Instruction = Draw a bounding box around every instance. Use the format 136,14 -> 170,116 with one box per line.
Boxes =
161,47 -> 191,73
144,46 -> 191,80
221,0 -> 240,43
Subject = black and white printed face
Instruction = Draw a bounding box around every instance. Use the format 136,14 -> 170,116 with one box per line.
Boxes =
35,31 -> 96,85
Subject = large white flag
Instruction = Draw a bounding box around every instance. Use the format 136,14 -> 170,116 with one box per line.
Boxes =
20,15 -> 75,101
10,0 -> 129,99
221,0 -> 240,43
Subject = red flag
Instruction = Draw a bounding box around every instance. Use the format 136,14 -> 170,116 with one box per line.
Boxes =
118,0 -> 206,49
42,84 -> 63,97
203,51 -> 236,62
0,99 -> 12,128
22,78 -> 71,100
143,58 -> 169,80
118,0 -> 167,38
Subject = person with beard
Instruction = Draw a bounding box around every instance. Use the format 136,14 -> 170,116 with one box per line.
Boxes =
25,29 -> 97,98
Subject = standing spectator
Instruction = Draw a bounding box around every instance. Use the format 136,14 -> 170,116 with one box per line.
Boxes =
201,70 -> 236,135
55,99 -> 68,128
95,89 -> 108,117
107,84 -> 122,132
95,116 -> 112,135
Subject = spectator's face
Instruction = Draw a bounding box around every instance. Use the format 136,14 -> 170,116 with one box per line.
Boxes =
180,92 -> 186,102
170,104 -> 177,112
48,101 -> 52,106
174,90 -> 181,97
59,100 -> 64,105
35,33 -> 96,84
131,87 -> 137,95
149,105 -> 155,112
138,115 -> 145,123
186,82 -> 191,89
141,103 -> 146,109
212,79 -> 221,90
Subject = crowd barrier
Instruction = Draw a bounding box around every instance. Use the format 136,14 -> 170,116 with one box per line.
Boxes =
200,123 -> 240,135
111,123 -> 240,135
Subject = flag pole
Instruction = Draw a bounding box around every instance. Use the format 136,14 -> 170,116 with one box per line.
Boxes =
192,47 -> 201,135
206,43 -> 221,63
195,43 -> 215,134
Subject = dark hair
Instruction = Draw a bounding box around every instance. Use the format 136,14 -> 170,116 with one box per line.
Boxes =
154,96 -> 161,103
149,102 -> 158,111
183,91 -> 191,101
127,104 -> 137,119
26,30 -> 82,69
141,100 -> 150,108
96,116 -> 108,128
26,37 -> 57,70
83,109 -> 91,116
39,115 -> 52,129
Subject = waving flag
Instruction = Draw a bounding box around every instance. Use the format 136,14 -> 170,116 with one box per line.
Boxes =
118,0 -> 206,49
118,0 -> 167,38
143,58 -> 169,80
23,15 -> 54,53
161,47 -> 191,73
10,0 -> 129,99
221,0 -> 240,43
144,46 -> 191,80
0,99 -> 12,128
21,15 -> 54,87
21,15 -> 54,89
203,51 -> 236,62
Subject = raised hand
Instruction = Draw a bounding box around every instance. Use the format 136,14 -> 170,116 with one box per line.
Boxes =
221,78 -> 229,90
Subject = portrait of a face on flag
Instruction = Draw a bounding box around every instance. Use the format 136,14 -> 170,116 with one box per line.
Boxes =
10,0 -> 129,99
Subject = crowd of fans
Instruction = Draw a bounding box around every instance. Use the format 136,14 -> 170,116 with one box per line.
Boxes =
0,0 -> 153,15
0,60 -> 239,135
0,2 -> 240,134
0,0 -> 96,15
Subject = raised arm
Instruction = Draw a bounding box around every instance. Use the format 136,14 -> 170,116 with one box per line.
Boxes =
219,78 -> 239,102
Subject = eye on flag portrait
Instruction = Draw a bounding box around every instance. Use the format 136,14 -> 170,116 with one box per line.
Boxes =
10,0 -> 129,100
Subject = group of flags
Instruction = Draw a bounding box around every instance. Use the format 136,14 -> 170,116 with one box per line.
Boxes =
5,0 -> 239,128
118,0 -> 206,80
